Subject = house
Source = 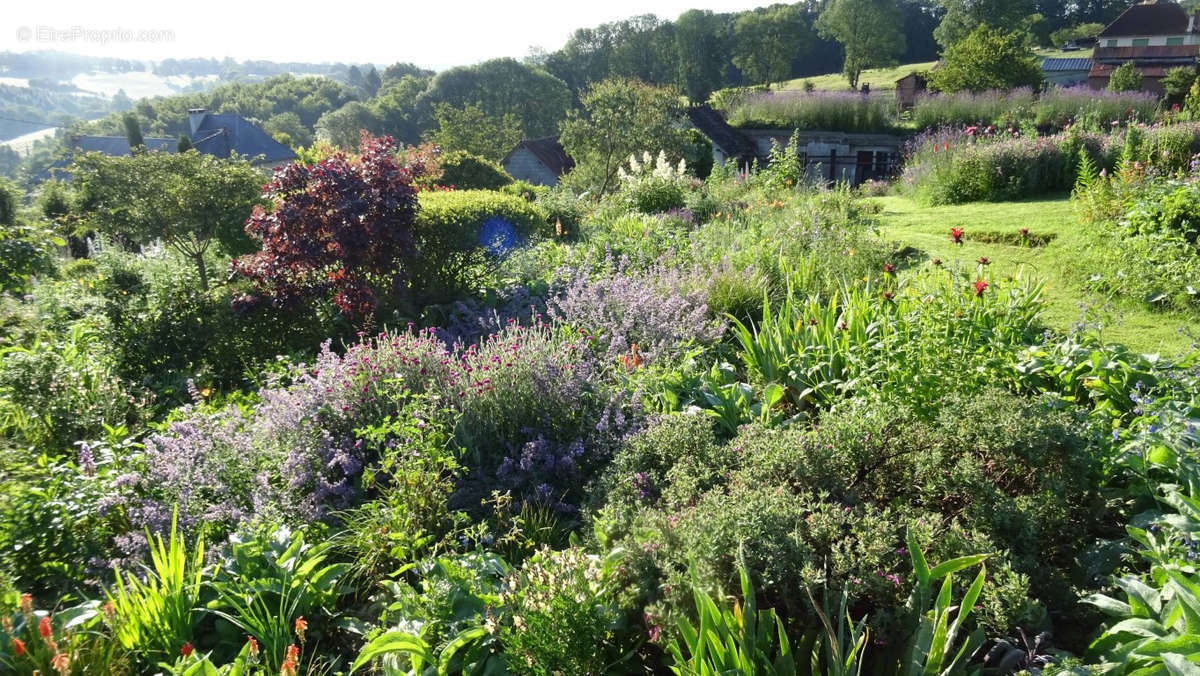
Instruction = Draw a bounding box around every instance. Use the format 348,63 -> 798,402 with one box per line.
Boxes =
686,104 -> 901,185
1042,57 -> 1093,86
685,105 -> 758,169
70,108 -> 296,167
500,137 -> 575,186
1088,0 -> 1200,93
894,72 -> 928,112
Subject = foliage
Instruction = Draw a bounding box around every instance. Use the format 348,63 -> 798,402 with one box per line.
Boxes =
731,4 -> 813,86
1106,62 -> 1144,93
615,150 -> 692,213
429,103 -> 524,163
815,0 -> 906,90
70,150 -> 265,290
727,90 -> 897,133
559,78 -> 688,195
436,151 -> 514,191
927,26 -> 1043,93
412,189 -> 546,304
233,133 -> 420,319
0,221 -> 59,294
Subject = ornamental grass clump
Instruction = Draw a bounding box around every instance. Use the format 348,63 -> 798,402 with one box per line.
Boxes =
727,90 -> 896,134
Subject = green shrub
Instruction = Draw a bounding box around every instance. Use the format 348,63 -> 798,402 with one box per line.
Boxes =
500,179 -> 548,202
439,151 -> 514,191
0,223 -> 58,294
413,190 -> 548,303
534,185 -> 588,232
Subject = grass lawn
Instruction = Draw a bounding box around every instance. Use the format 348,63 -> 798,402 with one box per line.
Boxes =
778,49 -> 1080,92
872,194 -> 1200,356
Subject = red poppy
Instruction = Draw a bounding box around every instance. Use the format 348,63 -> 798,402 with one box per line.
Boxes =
12,638 -> 25,657
950,227 -> 964,245
181,643 -> 194,658
974,279 -> 989,296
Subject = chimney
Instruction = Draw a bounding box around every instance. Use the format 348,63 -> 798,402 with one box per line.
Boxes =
187,108 -> 207,135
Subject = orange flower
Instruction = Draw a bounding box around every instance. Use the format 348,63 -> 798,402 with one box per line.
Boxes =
51,651 -> 70,675
102,600 -> 116,619
294,615 -> 308,643
280,644 -> 300,676
19,594 -> 32,615
181,642 -> 194,658
38,616 -> 52,640
11,638 -> 25,657
247,636 -> 260,659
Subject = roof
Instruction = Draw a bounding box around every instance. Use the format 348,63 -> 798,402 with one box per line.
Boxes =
685,105 -> 757,158
1099,1 -> 1191,37
189,112 -> 296,164
501,137 -> 575,175
895,72 -> 928,84
1092,44 -> 1199,61
1042,57 -> 1094,72
73,135 -> 175,156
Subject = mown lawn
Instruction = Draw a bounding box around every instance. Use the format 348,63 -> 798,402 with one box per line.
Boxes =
778,49 -> 1080,92
873,194 -> 1200,356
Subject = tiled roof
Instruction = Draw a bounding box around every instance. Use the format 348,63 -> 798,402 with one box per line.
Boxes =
189,112 -> 296,164
1099,1 -> 1191,37
1042,57 -> 1094,72
73,136 -> 174,156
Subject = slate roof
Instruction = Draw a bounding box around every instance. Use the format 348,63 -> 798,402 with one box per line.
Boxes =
1099,1 -> 1191,37
502,137 -> 575,175
1042,57 -> 1094,72
188,112 -> 296,164
72,135 -> 175,156
685,105 -> 757,159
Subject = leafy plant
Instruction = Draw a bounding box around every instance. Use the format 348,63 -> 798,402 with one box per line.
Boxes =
900,529 -> 989,676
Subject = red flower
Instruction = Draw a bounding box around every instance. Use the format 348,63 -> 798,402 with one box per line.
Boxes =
950,227 -> 964,245
882,262 -> 895,274
247,636 -> 259,658
977,256 -> 990,266
281,644 -> 300,676
181,642 -> 194,658
932,258 -> 943,267
19,594 -> 32,615
1019,227 -> 1029,237
974,279 -> 989,297
38,616 -> 52,640
882,291 -> 895,301
294,616 -> 308,643
12,638 -> 25,657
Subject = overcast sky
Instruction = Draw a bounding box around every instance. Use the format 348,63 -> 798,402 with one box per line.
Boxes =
2,1 -> 767,70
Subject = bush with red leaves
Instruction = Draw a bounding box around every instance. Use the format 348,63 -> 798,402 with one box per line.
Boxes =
232,132 -> 419,318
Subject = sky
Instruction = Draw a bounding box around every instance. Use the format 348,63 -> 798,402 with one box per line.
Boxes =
2,0 -> 768,70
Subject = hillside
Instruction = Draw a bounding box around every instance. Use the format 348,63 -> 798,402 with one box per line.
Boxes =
777,48 -> 1082,91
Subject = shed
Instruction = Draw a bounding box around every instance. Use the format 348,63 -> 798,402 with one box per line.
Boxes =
501,137 -> 574,187
1042,57 -> 1094,86
894,72 -> 928,112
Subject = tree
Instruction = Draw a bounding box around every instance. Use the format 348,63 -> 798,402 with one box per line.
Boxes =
1163,66 -> 1197,106
1049,22 -> 1104,47
232,134 -> 420,319
816,0 -> 907,89
122,112 -> 145,153
934,0 -> 1034,48
731,5 -> 813,85
415,58 -> 571,138
674,9 -> 732,101
428,103 -> 524,162
927,26 -> 1043,92
1107,62 -> 1144,92
558,78 -> 687,195
0,178 -> 16,226
315,101 -> 380,149
364,65 -> 382,97
371,75 -> 431,145
71,150 -> 265,291
176,135 -> 193,152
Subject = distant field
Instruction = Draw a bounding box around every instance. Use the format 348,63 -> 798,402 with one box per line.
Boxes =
778,49 -> 1081,92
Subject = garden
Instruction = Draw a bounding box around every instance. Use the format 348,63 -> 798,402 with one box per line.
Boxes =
0,109 -> 1198,676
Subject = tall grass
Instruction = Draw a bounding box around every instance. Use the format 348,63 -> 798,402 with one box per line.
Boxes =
912,87 -> 1158,133
727,90 -> 897,133
912,88 -> 1037,130
1033,86 -> 1158,129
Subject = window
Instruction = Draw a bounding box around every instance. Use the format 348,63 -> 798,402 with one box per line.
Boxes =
1106,39 -> 1118,47
1132,38 -> 1150,46
1167,36 -> 1184,45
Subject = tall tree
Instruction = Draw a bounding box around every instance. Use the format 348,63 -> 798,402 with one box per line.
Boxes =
122,112 -> 145,154
71,150 -> 265,290
934,0 -> 1034,47
731,5 -> 813,86
363,65 -> 382,97
558,78 -> 687,195
415,58 -> 571,138
429,102 -> 524,162
315,102 -> 380,149
816,0 -> 906,89
927,25 -> 1043,92
674,9 -> 732,101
